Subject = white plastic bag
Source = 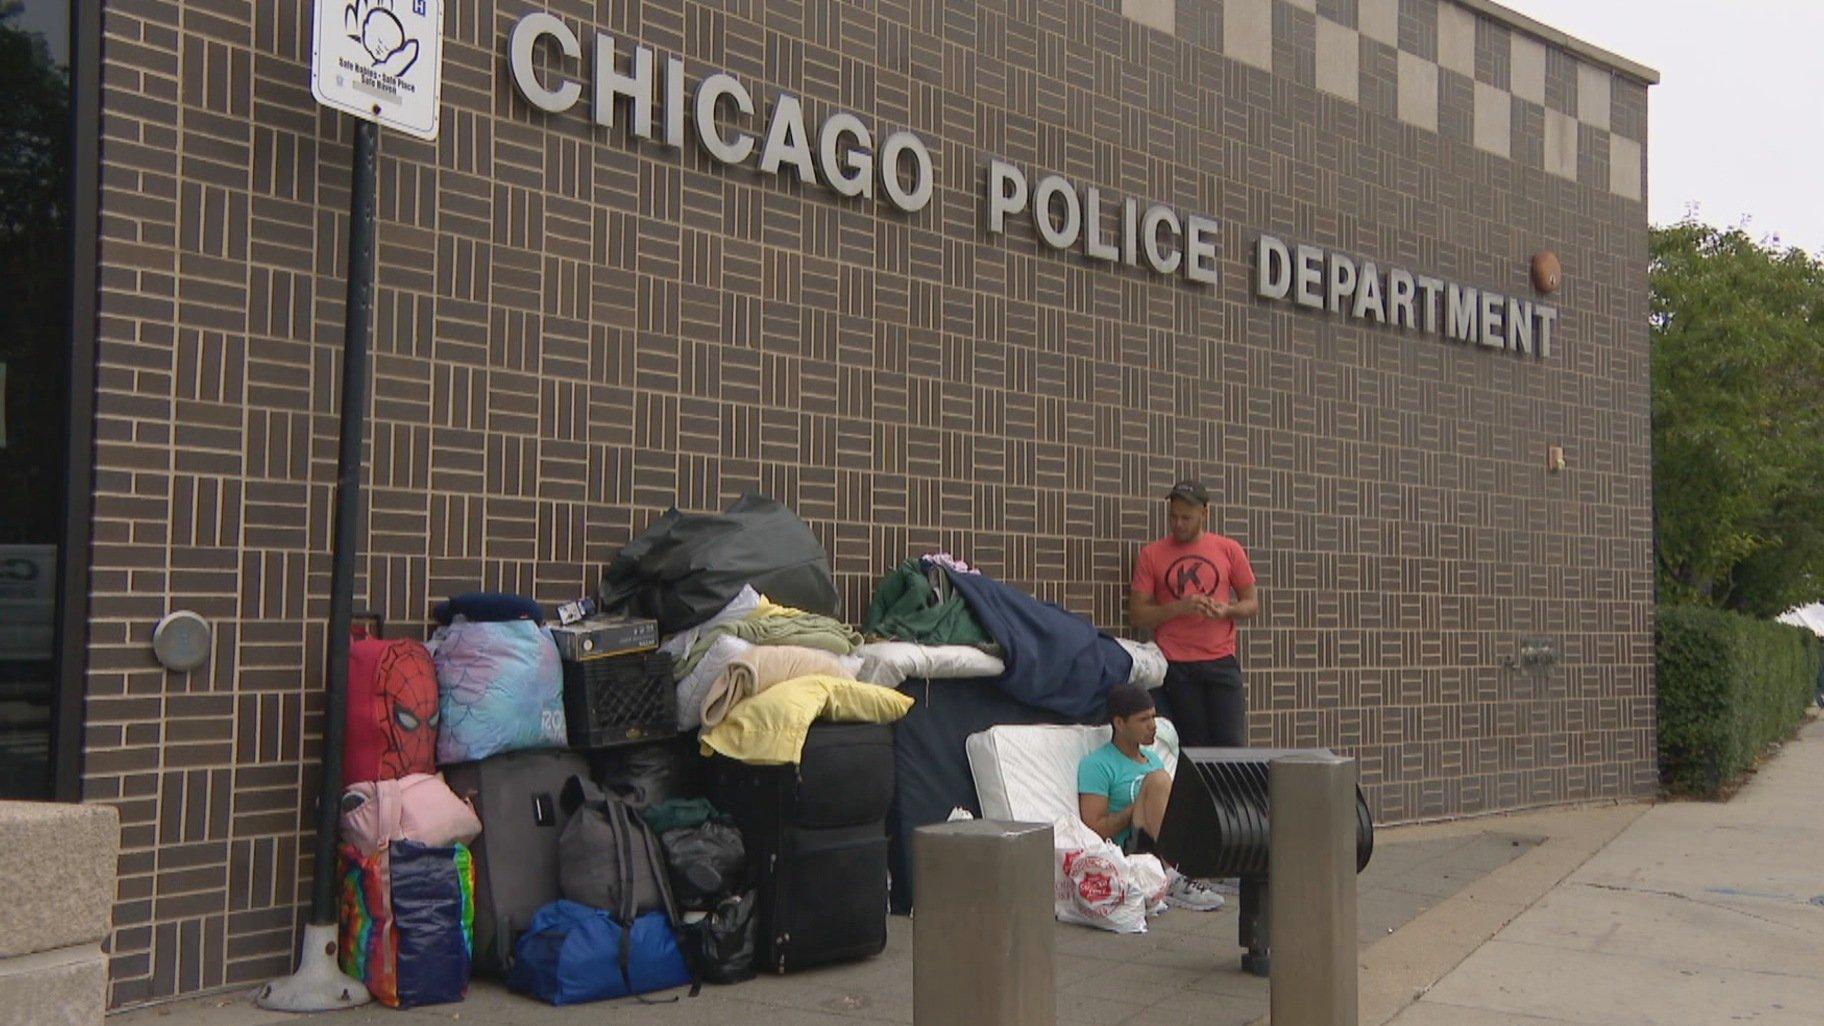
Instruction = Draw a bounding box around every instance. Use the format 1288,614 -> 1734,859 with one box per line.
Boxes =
1054,842 -> 1149,934
1128,852 -> 1169,915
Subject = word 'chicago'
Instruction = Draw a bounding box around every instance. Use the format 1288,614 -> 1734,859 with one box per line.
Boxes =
509,14 -> 935,213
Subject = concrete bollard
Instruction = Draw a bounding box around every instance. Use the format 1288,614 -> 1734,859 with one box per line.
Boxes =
1268,753 -> 1359,1026
913,820 -> 1055,1026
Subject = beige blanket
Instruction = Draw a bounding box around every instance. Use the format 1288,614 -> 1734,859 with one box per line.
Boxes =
701,645 -> 847,728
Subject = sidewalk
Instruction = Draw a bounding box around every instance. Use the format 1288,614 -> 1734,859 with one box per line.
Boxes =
1386,714 -> 1824,1026
112,810 -> 1609,1026
114,718 -> 1824,1025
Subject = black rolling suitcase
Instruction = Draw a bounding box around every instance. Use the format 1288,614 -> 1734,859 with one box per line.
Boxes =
755,822 -> 889,972
442,748 -> 590,974
712,722 -> 894,972
713,722 -> 895,834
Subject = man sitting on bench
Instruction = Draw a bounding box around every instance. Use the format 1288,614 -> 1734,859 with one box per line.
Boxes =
1077,684 -> 1225,911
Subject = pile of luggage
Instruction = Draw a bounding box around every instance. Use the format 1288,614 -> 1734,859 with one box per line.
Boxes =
332,496 -> 910,1009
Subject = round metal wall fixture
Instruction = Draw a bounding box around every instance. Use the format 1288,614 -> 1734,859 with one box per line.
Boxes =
153,611 -> 213,673
1531,250 -> 1562,294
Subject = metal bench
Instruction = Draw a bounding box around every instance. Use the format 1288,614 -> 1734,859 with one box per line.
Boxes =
1152,747 -> 1375,976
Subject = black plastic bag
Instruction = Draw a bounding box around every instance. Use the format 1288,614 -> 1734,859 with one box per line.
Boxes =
683,892 -> 758,985
660,820 -> 746,911
591,735 -> 703,807
598,493 -> 839,634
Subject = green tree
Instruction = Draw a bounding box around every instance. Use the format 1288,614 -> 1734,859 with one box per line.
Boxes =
1650,222 -> 1824,616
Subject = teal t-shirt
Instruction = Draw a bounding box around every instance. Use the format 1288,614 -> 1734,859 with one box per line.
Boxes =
1076,742 -> 1164,847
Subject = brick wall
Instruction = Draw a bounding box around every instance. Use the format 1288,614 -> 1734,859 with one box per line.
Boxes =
86,0 -> 1654,1007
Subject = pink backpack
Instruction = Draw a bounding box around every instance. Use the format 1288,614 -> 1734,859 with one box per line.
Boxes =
340,773 -> 482,856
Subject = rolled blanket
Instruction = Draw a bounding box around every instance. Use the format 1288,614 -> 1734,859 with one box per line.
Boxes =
675,635 -> 754,731
701,645 -> 847,729
727,609 -> 864,653
674,604 -> 863,678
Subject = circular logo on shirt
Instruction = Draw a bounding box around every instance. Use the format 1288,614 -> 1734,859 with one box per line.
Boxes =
1163,555 -> 1222,599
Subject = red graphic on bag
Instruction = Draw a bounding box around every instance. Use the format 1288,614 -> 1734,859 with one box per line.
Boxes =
346,628 -> 440,786
1061,849 -> 1125,918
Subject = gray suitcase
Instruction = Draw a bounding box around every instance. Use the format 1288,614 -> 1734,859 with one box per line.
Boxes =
442,748 -> 590,974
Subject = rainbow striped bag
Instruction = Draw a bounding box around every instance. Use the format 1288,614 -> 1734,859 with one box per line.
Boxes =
338,840 -> 475,1008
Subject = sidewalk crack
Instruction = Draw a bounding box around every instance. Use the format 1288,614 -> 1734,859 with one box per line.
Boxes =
1574,881 -> 1809,931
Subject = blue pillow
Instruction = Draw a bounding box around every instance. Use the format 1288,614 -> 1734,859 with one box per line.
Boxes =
430,620 -> 567,764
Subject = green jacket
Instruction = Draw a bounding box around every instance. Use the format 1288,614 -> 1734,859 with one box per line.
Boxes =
861,559 -> 990,646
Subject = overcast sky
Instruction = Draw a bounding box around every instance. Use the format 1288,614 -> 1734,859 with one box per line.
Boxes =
1508,0 -> 1824,255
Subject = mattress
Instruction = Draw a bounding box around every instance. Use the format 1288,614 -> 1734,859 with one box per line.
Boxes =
887,676 -> 1089,914
965,717 -> 1179,850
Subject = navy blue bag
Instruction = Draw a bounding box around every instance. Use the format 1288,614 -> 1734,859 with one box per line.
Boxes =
434,592 -> 545,626
937,564 -> 1132,719
507,900 -> 691,1005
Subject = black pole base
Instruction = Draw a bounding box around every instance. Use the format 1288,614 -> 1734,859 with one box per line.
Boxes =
1238,875 -> 1270,977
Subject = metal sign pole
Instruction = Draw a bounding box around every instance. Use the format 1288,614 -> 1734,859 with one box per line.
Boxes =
257,117 -> 379,1013
261,0 -> 441,1005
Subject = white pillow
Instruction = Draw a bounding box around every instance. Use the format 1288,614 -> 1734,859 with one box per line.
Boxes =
852,641 -> 1005,685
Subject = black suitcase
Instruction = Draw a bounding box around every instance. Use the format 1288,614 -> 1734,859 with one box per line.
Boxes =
712,722 -> 895,835
710,722 -> 895,972
752,822 -> 890,973
442,748 -> 590,974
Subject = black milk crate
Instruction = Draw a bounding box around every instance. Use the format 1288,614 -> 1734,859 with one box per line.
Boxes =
562,649 -> 677,748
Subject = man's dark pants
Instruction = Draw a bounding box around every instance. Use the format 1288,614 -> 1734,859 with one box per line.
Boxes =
1159,655 -> 1246,747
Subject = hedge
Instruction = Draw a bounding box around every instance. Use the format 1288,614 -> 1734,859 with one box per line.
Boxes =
1656,605 -> 1822,796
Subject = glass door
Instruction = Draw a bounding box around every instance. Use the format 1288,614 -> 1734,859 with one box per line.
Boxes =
0,0 -> 74,800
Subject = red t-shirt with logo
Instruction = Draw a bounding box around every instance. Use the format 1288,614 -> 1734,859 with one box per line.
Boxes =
1131,531 -> 1256,662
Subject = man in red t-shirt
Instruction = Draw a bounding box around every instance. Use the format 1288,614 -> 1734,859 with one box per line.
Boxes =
1129,480 -> 1259,747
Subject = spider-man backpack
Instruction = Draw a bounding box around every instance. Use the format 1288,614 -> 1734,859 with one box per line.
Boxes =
345,613 -> 440,787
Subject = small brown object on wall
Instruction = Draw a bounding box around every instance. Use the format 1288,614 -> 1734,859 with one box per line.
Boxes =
1532,251 -> 1563,294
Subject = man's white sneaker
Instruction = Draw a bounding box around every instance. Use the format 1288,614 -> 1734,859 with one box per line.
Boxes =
1163,871 -> 1226,911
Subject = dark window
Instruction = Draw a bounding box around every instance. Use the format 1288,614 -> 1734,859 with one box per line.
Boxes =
0,0 -> 74,800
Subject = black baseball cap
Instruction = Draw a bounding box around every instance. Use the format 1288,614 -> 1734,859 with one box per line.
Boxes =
1165,480 -> 1209,505
1105,683 -> 1155,722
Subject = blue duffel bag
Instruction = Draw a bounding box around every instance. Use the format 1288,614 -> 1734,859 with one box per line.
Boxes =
507,900 -> 691,1006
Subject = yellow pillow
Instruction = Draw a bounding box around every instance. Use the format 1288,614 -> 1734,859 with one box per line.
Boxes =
746,594 -> 790,619
699,675 -> 914,765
